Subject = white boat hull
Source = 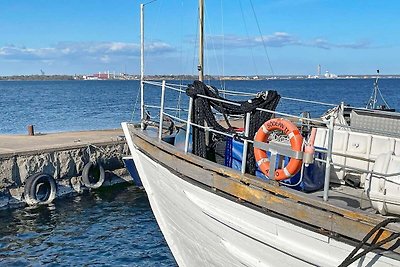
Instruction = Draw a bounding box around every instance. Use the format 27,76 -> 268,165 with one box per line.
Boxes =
122,124 -> 398,267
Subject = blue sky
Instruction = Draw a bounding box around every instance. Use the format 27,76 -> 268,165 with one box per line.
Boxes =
0,0 -> 399,76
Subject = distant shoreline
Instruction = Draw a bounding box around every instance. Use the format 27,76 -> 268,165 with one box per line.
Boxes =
1,74 -> 400,81
0,75 -> 76,81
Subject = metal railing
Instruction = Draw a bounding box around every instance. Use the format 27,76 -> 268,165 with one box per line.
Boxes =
140,80 -> 400,201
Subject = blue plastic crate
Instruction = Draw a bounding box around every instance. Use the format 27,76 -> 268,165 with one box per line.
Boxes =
224,137 -> 325,192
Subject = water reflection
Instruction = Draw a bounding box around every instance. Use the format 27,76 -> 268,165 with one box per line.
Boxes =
0,185 -> 176,266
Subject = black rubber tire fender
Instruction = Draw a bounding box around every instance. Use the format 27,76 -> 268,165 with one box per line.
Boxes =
24,173 -> 57,206
82,161 -> 105,189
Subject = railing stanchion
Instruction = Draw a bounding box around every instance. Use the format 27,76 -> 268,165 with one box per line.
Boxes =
241,112 -> 251,174
158,80 -> 166,140
323,116 -> 335,201
184,98 -> 194,153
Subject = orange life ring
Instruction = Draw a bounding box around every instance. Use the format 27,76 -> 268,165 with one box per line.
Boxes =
254,118 -> 303,181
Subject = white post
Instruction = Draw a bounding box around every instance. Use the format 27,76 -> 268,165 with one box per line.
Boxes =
184,98 -> 194,153
241,112 -> 251,174
140,3 -> 145,129
158,80 -> 166,140
323,116 -> 335,201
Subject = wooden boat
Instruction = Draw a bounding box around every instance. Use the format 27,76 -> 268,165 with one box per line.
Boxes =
122,1 -> 400,266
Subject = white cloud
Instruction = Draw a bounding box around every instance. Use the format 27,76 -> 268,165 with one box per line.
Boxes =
207,32 -> 372,50
0,41 -> 175,61
311,38 -> 372,50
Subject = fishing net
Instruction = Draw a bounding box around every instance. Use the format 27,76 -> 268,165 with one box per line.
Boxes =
186,80 -> 280,175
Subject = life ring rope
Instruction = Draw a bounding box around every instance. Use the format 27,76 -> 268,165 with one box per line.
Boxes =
256,157 -> 269,165
254,118 -> 304,181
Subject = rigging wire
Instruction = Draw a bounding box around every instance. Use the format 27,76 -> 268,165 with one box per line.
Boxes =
204,0 -> 224,86
205,0 -> 225,89
220,0 -> 226,92
131,83 -> 141,122
249,0 -> 275,76
378,88 -> 390,108
375,78 -> 391,108
366,75 -> 391,109
176,0 -> 184,119
238,0 -> 259,76
142,0 -> 164,77
143,0 -> 159,6
191,8 -> 200,77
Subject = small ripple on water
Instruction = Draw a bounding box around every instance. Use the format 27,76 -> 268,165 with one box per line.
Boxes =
0,185 -> 177,266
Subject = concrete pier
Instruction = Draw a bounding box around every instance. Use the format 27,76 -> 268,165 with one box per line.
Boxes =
0,129 -> 132,209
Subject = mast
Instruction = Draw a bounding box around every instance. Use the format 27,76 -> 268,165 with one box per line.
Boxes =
372,69 -> 380,109
198,0 -> 204,82
186,0 -> 204,152
140,3 -> 145,129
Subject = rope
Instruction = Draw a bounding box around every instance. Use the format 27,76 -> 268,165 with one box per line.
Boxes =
86,144 -> 107,164
339,217 -> 400,267
131,83 -> 141,122
377,84 -> 391,108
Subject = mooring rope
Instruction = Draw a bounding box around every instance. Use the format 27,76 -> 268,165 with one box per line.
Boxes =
339,217 -> 400,267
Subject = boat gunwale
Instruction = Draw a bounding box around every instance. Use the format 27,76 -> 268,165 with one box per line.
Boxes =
126,123 -> 400,253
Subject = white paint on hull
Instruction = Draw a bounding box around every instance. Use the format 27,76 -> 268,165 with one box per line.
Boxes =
121,123 -> 398,267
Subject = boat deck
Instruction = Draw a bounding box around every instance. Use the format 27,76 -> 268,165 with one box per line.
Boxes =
141,126 -> 380,217
312,185 -> 374,212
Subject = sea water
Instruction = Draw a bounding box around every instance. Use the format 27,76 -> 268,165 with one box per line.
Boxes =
0,186 -> 177,266
1,79 -> 399,134
0,79 -> 399,265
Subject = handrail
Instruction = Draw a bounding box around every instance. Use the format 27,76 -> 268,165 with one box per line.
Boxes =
141,80 -> 400,203
193,93 -> 324,125
145,80 -> 394,114
163,112 -> 188,124
145,104 -> 189,113
325,121 -> 400,138
146,80 -> 342,107
314,158 -> 400,178
144,80 -> 187,93
281,96 -> 337,107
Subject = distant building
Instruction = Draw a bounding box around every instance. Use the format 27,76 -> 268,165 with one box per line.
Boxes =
94,73 -> 110,79
82,75 -> 98,80
324,70 -> 338,79
308,65 -> 338,79
83,73 -> 109,80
